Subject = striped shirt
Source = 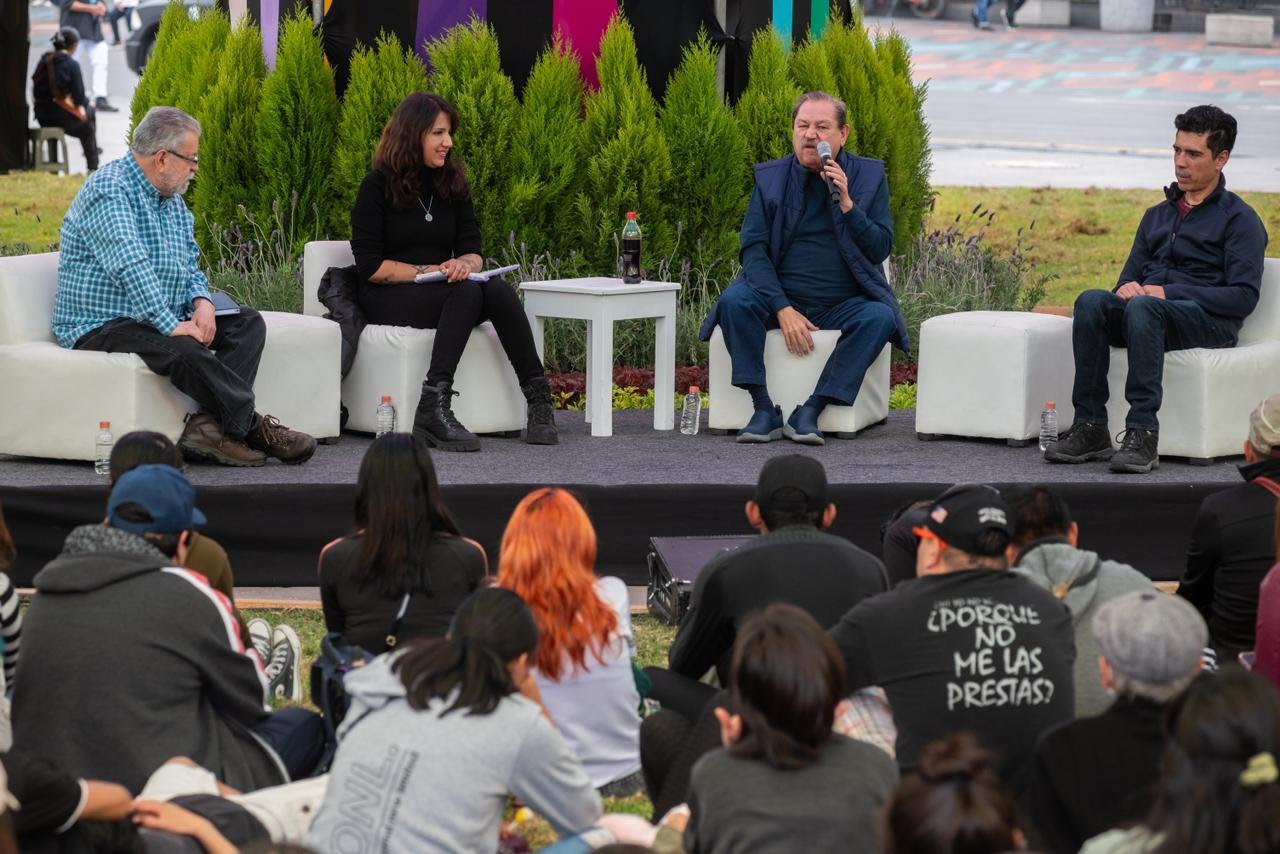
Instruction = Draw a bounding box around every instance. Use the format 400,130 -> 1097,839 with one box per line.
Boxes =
52,154 -> 211,348
0,572 -> 22,690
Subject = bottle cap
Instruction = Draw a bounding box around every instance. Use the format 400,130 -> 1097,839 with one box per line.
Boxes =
1046,401 -> 1056,409
626,211 -> 637,218
99,420 -> 110,428
688,386 -> 700,394
380,395 -> 391,404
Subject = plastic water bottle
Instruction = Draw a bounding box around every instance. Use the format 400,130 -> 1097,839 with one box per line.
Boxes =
94,421 -> 113,475
1039,401 -> 1059,451
376,395 -> 396,437
680,386 -> 702,436
621,212 -> 642,284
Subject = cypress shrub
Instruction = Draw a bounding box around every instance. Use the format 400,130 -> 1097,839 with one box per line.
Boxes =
787,35 -> 835,96
734,28 -> 798,169
426,17 -> 518,258
329,32 -> 429,239
128,1 -> 195,135
572,14 -> 673,273
659,31 -> 750,266
255,9 -> 340,253
875,32 -> 933,257
172,10 -> 229,118
503,33 -> 584,259
191,19 -> 266,256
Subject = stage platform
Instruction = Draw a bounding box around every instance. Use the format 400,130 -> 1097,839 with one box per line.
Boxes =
0,410 -> 1244,587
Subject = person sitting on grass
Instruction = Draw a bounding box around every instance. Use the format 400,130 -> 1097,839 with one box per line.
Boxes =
497,488 -> 643,797
306,587 -> 601,852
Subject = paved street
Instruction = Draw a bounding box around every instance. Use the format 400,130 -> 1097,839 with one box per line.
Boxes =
24,5 -> 1280,189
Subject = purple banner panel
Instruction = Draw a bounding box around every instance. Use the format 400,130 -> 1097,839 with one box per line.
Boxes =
261,0 -> 279,69
415,0 -> 486,65
552,0 -> 617,89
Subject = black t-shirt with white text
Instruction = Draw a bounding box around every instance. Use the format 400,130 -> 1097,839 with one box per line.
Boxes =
829,569 -> 1076,785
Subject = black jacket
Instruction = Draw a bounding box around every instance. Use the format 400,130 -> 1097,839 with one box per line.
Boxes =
1023,696 -> 1167,854
317,263 -> 364,377
1179,457 -> 1280,657
31,51 -> 87,109
668,525 -> 888,683
12,525 -> 287,794
1116,176 -> 1268,334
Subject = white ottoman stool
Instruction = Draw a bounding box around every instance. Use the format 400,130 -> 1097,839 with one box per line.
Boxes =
256,311 -> 342,441
916,311 -> 1074,445
707,326 -> 891,438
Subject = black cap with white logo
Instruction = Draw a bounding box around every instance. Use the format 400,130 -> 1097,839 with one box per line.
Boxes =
919,483 -> 1011,554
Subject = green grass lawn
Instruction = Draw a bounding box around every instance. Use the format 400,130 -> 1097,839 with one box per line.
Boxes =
5,171 -> 1276,307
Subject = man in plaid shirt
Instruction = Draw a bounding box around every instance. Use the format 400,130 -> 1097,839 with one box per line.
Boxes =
54,106 -> 315,466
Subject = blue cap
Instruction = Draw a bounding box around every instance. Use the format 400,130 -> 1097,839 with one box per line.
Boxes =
107,464 -> 207,535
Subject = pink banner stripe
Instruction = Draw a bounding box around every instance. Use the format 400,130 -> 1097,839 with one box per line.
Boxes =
416,0 -> 487,65
552,0 -> 617,89
261,0 -> 279,69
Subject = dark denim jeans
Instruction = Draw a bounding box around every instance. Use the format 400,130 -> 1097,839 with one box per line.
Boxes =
975,0 -> 1026,23
1071,289 -> 1238,432
75,308 -> 266,438
715,282 -> 897,405
254,706 -> 327,780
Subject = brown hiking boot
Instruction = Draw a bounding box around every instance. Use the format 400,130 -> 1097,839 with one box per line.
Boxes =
246,414 -> 317,465
178,413 -> 267,467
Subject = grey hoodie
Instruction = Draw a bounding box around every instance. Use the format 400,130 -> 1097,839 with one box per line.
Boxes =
1013,538 -> 1154,717
306,654 -> 602,853
12,524 -> 285,793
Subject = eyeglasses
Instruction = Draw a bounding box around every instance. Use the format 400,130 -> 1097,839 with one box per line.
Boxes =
164,149 -> 199,166
912,526 -> 948,551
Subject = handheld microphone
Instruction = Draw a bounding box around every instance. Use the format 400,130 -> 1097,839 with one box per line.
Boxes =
815,141 -> 839,205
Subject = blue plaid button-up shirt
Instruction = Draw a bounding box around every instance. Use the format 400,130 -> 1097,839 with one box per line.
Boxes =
52,154 -> 211,348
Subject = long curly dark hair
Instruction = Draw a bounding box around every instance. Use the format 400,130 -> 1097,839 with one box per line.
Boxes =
373,92 -> 470,209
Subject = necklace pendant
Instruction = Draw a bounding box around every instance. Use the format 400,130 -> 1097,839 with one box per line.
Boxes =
424,212 -> 433,222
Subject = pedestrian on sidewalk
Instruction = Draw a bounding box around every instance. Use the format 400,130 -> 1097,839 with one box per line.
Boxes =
972,0 -> 1026,30
59,0 -> 118,112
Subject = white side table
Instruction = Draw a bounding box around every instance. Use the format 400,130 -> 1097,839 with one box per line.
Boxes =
520,277 -> 681,437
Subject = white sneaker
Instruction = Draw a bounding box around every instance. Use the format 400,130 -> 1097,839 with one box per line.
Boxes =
268,624 -> 303,703
247,618 -> 272,666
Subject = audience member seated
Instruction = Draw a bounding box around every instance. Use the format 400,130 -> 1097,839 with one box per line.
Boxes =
1080,667 -> 1280,854
319,433 -> 486,654
1024,590 -> 1207,854
0,504 -> 23,696
30,28 -> 98,172
882,733 -> 1025,854
53,106 -> 315,468
306,588 -> 602,851
1255,513 -> 1280,687
829,484 -> 1075,785
654,604 -> 897,854
349,92 -> 557,450
880,500 -> 931,588
497,488 -> 643,797
12,465 -> 324,793
1180,394 -> 1280,661
1007,485 -> 1153,716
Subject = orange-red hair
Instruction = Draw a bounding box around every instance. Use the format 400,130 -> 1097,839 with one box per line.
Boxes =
497,488 -> 618,681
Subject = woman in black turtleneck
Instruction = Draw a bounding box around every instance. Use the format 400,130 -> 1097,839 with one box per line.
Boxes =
349,92 -> 557,452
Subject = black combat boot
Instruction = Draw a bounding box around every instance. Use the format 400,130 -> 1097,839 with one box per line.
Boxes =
520,377 -> 560,445
413,381 -> 481,452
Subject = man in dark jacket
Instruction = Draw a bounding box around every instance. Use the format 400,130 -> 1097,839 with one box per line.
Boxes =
1045,104 -> 1269,474
31,28 -> 99,171
1024,590 -> 1206,854
1179,393 -> 1280,659
700,90 -> 908,446
12,465 -> 323,794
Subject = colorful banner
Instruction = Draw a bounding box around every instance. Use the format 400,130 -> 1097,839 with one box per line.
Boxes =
552,0 -> 617,89
415,0 -> 485,65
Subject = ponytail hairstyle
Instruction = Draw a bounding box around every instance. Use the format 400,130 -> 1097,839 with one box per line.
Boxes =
393,587 -> 538,717
883,733 -> 1020,854
496,488 -> 617,681
1148,668 -> 1280,854
726,603 -> 845,769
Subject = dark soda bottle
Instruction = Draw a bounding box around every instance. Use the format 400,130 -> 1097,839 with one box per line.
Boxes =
621,212 -> 642,284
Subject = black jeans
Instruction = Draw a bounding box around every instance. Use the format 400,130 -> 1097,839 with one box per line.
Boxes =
34,102 -> 98,171
356,277 -> 544,386
1070,289 -> 1238,431
253,707 -> 327,780
75,308 -> 266,438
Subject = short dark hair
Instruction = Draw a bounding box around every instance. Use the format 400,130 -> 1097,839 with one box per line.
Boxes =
727,603 -> 845,769
792,91 -> 847,127
758,486 -> 824,530
109,431 -> 184,484
110,502 -> 184,558
967,528 -> 1011,559
1174,105 -> 1237,158
1007,485 -> 1073,548
883,733 -> 1019,854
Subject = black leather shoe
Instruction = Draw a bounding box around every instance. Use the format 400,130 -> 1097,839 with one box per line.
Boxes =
413,381 -> 480,452
1043,422 -> 1113,463
1110,427 -> 1159,474
520,377 -> 560,445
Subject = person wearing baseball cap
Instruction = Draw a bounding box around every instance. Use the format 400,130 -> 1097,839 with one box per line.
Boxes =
829,483 -> 1075,786
641,454 -> 888,815
1025,590 -> 1208,853
12,465 -> 325,796
1180,393 -> 1280,661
